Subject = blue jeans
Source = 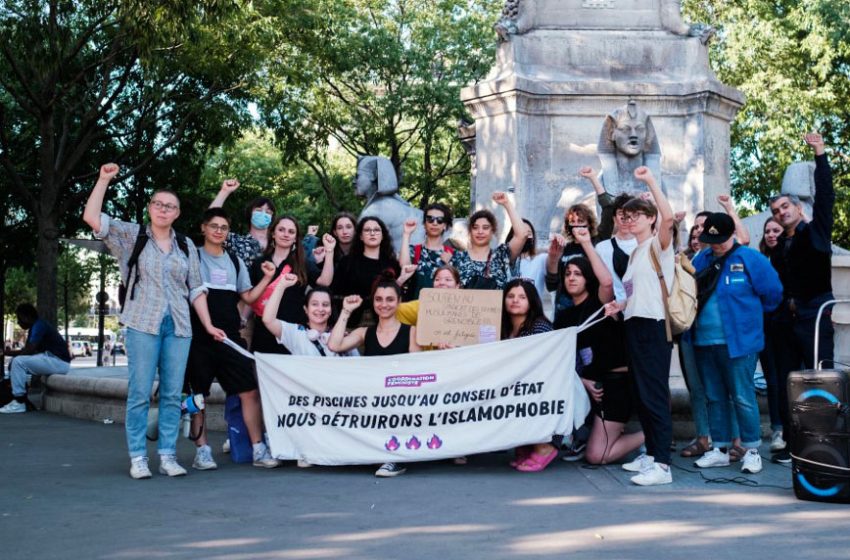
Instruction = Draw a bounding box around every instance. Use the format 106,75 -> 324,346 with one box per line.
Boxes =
9,352 -> 70,396
680,338 -> 740,440
125,314 -> 191,458
694,345 -> 760,449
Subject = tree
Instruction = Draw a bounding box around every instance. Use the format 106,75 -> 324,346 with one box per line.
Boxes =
56,246 -> 98,337
262,0 -> 500,215
684,0 -> 850,245
0,0 -> 270,323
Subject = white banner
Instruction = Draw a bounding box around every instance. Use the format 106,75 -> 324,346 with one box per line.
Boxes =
255,328 -> 590,465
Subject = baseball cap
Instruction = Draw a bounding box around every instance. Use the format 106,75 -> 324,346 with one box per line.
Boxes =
698,212 -> 735,244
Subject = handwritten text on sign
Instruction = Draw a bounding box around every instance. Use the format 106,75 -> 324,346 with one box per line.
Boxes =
416,288 -> 502,347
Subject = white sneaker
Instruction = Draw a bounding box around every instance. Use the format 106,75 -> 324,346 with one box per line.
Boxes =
158,454 -> 187,477
630,463 -> 672,486
296,459 -> 313,468
770,431 -> 786,452
222,439 -> 231,453
0,400 -> 26,414
192,445 -> 218,471
622,453 -> 654,472
129,456 -> 152,479
741,448 -> 763,474
252,444 -> 281,469
695,447 -> 731,468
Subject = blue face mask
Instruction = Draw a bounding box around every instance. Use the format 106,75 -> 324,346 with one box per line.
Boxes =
251,210 -> 272,229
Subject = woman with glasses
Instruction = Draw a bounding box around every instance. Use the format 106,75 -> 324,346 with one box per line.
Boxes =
501,278 -> 557,472
546,202 -> 598,314
331,217 -> 402,326
83,163 -> 226,480
250,216 -> 334,354
399,203 -> 455,299
450,192 -> 528,290
603,166 -> 676,486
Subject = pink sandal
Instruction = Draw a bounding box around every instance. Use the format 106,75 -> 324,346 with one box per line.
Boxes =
516,448 -> 559,472
510,445 -> 533,467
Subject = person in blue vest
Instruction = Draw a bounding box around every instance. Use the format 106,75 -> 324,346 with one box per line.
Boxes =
0,304 -> 71,414
689,213 -> 783,475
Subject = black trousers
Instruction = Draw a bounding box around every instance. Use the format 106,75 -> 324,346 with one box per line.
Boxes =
625,317 -> 673,465
771,306 -> 835,441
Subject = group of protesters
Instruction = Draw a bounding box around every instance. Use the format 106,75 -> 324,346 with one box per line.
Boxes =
0,132 -> 835,487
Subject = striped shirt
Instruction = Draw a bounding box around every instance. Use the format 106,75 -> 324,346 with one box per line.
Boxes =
95,214 -> 205,337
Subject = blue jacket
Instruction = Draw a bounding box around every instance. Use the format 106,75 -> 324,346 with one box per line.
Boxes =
691,245 -> 783,358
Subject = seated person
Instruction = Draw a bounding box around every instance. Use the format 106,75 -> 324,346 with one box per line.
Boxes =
1,304 -> 71,414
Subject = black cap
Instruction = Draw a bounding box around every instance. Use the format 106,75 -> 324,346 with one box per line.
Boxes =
698,212 -> 735,244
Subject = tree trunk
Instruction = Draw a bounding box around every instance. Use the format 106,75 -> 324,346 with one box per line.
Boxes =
36,214 -> 60,326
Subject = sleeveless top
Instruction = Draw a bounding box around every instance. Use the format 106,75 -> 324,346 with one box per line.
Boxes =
364,323 -> 411,356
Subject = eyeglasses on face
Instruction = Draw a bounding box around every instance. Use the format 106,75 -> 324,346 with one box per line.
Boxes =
425,215 -> 446,224
620,213 -> 646,223
206,223 -> 230,233
150,200 -> 179,212
362,228 -> 382,234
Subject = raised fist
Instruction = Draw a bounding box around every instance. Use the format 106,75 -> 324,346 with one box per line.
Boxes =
492,191 -> 509,206
280,272 -> 299,288
321,233 -> 336,251
403,218 -> 418,235
312,247 -> 326,264
220,179 -> 239,194
260,260 -> 276,278
399,264 -> 418,284
99,164 -> 120,182
572,226 -> 591,245
804,132 -> 825,155
716,195 -> 734,213
342,294 -> 363,312
307,225 -> 319,236
634,166 -> 653,182
673,211 -> 687,223
579,166 -> 596,179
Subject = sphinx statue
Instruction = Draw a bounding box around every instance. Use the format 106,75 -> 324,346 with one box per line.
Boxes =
597,100 -> 664,196
354,155 -> 424,253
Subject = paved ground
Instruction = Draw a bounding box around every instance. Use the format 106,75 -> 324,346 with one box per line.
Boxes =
1,412 -> 847,560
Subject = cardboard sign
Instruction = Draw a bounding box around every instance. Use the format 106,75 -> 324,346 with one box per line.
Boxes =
415,288 -> 503,347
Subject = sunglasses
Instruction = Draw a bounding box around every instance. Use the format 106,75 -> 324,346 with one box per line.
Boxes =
425,215 -> 446,225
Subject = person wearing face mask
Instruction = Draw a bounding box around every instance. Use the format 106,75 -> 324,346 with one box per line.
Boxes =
450,192 -> 528,290
329,273 -> 421,477
249,216 -> 335,354
399,203 -> 456,300
209,179 -> 277,269
506,219 -> 549,306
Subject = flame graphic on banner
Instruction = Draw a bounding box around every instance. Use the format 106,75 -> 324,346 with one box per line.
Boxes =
427,434 -> 443,449
385,436 -> 400,451
406,435 -> 421,450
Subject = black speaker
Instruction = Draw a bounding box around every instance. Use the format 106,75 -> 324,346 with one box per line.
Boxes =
788,369 -> 850,434
793,458 -> 850,504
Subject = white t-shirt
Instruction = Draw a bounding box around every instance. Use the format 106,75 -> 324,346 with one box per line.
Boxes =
275,321 -> 357,357
595,236 -> 638,303
622,236 -> 674,321
511,252 -> 549,304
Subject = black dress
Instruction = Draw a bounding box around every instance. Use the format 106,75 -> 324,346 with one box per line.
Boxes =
331,253 -> 400,325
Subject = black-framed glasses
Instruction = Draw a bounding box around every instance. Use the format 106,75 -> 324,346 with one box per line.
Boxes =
206,224 -> 230,233
425,215 -> 446,224
150,200 -> 179,213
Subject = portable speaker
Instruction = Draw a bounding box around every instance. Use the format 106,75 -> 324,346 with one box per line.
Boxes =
790,431 -> 850,504
788,369 -> 850,434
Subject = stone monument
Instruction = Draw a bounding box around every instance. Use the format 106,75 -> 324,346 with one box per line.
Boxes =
354,155 -> 424,252
460,0 -> 744,238
598,100 -> 663,196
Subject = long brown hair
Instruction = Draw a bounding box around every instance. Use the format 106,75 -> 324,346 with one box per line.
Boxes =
265,215 -> 308,285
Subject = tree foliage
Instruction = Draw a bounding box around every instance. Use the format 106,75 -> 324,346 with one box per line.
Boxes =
684,0 -> 850,245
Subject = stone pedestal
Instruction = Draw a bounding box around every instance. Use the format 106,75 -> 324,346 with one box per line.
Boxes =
461,0 -> 744,238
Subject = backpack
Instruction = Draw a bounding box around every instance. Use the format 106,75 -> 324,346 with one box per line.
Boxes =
118,224 -> 191,311
412,243 -> 454,265
649,244 -> 697,341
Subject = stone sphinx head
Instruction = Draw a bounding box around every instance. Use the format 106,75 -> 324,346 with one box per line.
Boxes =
600,100 -> 656,158
354,156 -> 399,199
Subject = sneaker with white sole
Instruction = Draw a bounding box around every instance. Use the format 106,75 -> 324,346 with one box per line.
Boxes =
375,462 -> 407,477
560,441 -> 587,462
741,449 -> 763,474
252,444 -> 281,469
770,431 -> 786,452
296,459 -> 313,468
222,439 -> 231,453
0,400 -> 26,414
622,453 -> 654,473
630,462 -> 672,486
129,456 -> 152,479
695,447 -> 731,468
192,445 -> 218,471
158,454 -> 187,477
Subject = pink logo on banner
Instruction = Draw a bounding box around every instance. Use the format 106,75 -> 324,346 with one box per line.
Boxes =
384,373 -> 437,388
